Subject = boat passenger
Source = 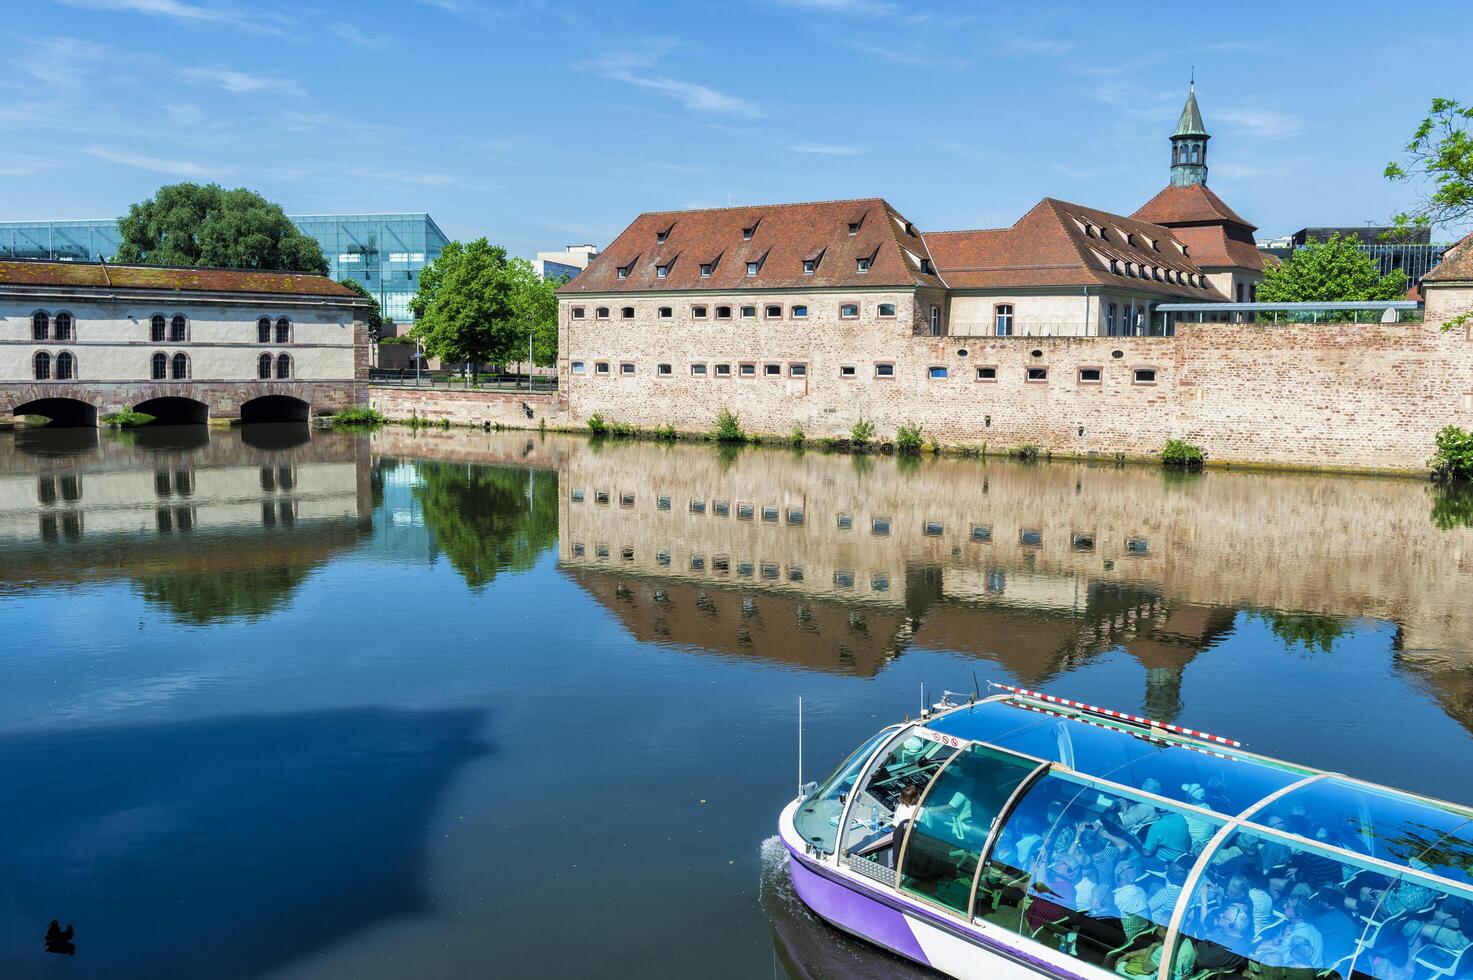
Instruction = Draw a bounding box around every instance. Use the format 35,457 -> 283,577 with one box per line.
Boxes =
1254,896 -> 1324,970
1194,903 -> 1252,973
1119,779 -> 1162,833
1362,865 -> 1437,920
1143,810 -> 1192,865
1257,816 -> 1294,874
1310,894 -> 1361,958
1180,784 -> 1216,849
1224,871 -> 1275,937
1112,860 -> 1153,940
892,783 -> 921,837
1365,947 -> 1416,980
1148,863 -> 1189,924
1402,898 -> 1472,953
1115,930 -> 1193,978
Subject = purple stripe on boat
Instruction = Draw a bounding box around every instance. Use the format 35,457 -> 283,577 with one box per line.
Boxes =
787,853 -> 931,966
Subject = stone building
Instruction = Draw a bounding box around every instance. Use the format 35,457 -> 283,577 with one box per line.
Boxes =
1,260 -> 370,425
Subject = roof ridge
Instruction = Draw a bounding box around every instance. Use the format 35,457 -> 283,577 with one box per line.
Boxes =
927,226 -> 1013,236
1040,199 -> 1108,288
632,196 -> 888,219
0,257 -> 333,278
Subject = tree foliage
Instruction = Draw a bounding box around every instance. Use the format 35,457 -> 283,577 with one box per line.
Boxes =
1430,424 -> 1473,483
414,462 -> 559,590
409,239 -> 561,369
1385,97 -> 1473,233
336,278 -> 383,340
116,183 -> 327,273
1253,610 -> 1348,655
134,566 -> 312,625
1256,233 -> 1407,303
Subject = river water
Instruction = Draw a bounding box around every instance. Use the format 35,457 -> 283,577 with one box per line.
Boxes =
2,423 -> 1472,979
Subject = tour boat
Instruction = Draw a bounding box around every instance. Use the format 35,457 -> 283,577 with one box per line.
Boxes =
778,685 -> 1473,980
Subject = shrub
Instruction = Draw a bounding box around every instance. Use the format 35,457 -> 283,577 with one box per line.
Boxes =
1431,425 -> 1473,482
1013,444 -> 1039,461
587,411 -> 608,436
850,418 -> 875,445
1161,438 -> 1206,469
100,408 -> 154,428
654,423 -> 677,441
789,427 -> 806,448
330,406 -> 386,427
1431,482 -> 1473,529
377,334 -> 416,345
713,407 -> 746,443
608,420 -> 636,438
896,423 -> 923,455
820,436 -> 843,451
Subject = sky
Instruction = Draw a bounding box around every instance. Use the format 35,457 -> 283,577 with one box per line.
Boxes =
3,0 -> 1470,259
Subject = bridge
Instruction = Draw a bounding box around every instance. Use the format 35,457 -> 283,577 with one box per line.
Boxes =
0,380 -> 360,427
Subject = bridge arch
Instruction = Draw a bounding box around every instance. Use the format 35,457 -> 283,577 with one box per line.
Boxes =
11,397 -> 99,427
133,396 -> 209,425
240,395 -> 311,424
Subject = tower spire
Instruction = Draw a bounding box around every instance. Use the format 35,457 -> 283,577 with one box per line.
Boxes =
1169,79 -> 1210,187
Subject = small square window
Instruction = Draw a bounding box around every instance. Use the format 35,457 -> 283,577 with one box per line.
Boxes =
699,263 -> 712,277
877,303 -> 896,318
571,488 -> 585,502
716,306 -> 732,320
713,499 -> 730,516
692,305 -> 708,319
924,521 -> 943,536
855,258 -> 870,273
743,224 -> 757,240
691,363 -> 707,376
596,307 -> 610,319
976,366 -> 997,382
920,259 -> 933,274
571,361 -> 586,374
761,505 -> 779,522
715,363 -> 731,377
658,306 -> 673,319
786,508 -> 804,525
871,517 -> 891,536
656,230 -> 669,244
1026,367 -> 1048,382
839,365 -> 856,378
689,500 -> 706,514
834,571 -> 855,588
1133,368 -> 1158,384
837,514 -> 853,529
656,550 -> 671,566
656,495 -> 671,510
739,363 -> 756,377
928,366 -> 949,379
970,525 -> 992,542
617,267 -> 629,280
594,489 -> 609,504
1072,531 -> 1095,552
620,492 -> 635,507
763,363 -> 781,377
802,259 -> 816,274
657,363 -> 672,376
875,363 -> 895,378
1079,367 -> 1102,384
620,362 -> 634,375
595,361 -> 610,375
621,306 -> 634,319
847,221 -> 860,234
789,363 -> 807,377
839,303 -> 859,319
737,502 -> 754,520
656,265 -> 669,278
741,305 -> 756,319
764,304 -> 782,319
571,307 -> 586,319
791,305 -> 808,318
746,261 -> 759,276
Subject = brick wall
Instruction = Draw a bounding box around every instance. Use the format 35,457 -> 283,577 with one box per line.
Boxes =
369,386 -> 558,428
558,287 -> 1473,472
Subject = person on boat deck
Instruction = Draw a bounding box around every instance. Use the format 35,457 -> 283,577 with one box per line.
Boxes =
1115,930 -> 1195,979
1366,947 -> 1417,980
891,784 -> 921,838
1359,863 -> 1437,919
1180,784 -> 1216,849
1148,863 -> 1189,924
1113,860 -> 1154,940
1076,822 -> 1134,895
1119,780 -> 1162,833
1254,896 -> 1324,970
1256,816 -> 1293,876
1311,894 -> 1361,958
1195,903 -> 1252,973
1402,897 -> 1472,953
1143,810 -> 1192,865
1222,871 -> 1276,937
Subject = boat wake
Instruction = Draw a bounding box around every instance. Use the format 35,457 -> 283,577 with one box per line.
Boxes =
759,835 -> 940,979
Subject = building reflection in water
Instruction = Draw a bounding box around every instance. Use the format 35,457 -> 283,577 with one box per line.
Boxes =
0,423 -> 372,624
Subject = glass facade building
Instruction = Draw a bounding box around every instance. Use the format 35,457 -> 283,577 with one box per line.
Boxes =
0,213 -> 449,323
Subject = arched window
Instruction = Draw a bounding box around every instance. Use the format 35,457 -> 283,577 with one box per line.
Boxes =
994,304 -> 1014,337
56,351 -> 75,380
274,317 -> 290,344
275,353 -> 291,379
171,352 -> 189,380
258,353 -> 273,379
151,315 -> 167,342
169,315 -> 187,342
32,311 -> 49,340
1191,143 -> 1200,163
34,351 -> 51,380
152,352 -> 168,379
55,312 -> 73,341
257,316 -> 272,343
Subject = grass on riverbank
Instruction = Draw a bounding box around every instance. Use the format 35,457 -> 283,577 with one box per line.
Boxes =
100,409 -> 155,428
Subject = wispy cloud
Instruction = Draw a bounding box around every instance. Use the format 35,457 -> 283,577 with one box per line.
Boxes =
179,67 -> 302,96
790,142 -> 865,156
1000,38 -> 1074,56
353,169 -> 457,186
839,37 -> 968,69
50,0 -> 287,34
771,0 -> 897,13
17,36 -> 106,95
83,144 -> 221,178
1217,107 -> 1303,141
581,42 -> 763,118
331,22 -> 387,49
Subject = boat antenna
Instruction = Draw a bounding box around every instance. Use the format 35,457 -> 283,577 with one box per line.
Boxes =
920,681 -> 928,720
971,670 -> 981,702
797,696 -> 804,796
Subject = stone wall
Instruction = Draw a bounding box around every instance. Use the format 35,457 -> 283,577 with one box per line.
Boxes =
557,287 -> 1473,473
368,386 -> 559,428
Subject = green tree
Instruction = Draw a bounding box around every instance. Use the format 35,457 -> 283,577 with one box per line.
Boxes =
1385,97 -> 1473,233
134,566 -> 312,625
337,278 -> 384,341
414,462 -> 559,589
116,183 -> 327,273
508,263 -> 565,370
1252,610 -> 1348,655
409,239 -> 524,371
1256,233 -> 1407,303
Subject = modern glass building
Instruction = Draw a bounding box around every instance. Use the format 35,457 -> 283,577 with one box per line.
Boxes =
0,213 -> 449,323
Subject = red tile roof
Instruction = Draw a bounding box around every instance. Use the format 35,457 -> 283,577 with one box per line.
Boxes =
1424,231 -> 1473,283
0,260 -> 362,299
558,198 -> 946,294
1133,183 -> 1254,230
1169,224 -> 1266,272
925,198 -> 1227,300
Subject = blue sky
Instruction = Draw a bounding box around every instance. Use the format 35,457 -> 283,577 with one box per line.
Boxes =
4,0 -> 1470,259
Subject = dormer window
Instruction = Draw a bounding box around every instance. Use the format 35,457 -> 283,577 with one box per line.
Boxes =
847,220 -> 861,235
746,261 -> 759,276
803,259 -> 817,274
700,263 -> 713,277
1110,259 -> 1120,276
617,265 -> 630,280
1124,232 -> 1135,248
904,222 -> 916,237
656,225 -> 673,244
855,257 -> 871,274
920,259 -> 933,274
656,264 -> 669,279
742,220 -> 759,240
